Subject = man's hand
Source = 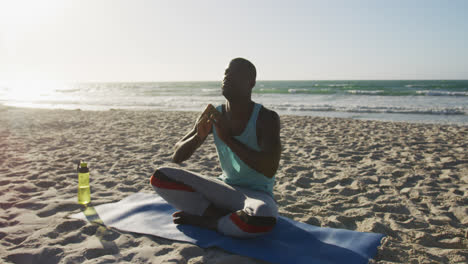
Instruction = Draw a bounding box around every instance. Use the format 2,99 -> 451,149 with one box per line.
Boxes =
196,114 -> 212,140
172,104 -> 218,164
195,104 -> 217,139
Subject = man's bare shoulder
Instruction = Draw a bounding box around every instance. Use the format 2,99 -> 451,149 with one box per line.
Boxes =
258,105 -> 280,129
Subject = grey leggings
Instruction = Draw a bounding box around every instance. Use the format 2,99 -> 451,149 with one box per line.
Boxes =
150,167 -> 278,238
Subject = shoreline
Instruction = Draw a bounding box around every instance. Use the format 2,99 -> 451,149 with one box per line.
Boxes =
1,106 -> 467,263
2,104 -> 467,127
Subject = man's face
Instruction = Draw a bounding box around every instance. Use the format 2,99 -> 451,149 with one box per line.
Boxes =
222,60 -> 252,101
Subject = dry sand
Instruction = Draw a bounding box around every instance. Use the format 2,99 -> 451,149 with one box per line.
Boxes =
0,105 -> 467,263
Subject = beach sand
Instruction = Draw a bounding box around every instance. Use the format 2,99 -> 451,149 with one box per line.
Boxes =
0,105 -> 467,263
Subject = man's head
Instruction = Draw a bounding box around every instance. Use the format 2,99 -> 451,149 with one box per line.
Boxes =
222,58 -> 256,102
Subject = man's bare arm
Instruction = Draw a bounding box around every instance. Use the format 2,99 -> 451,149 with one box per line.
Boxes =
222,110 -> 281,178
171,105 -> 215,163
171,127 -> 205,164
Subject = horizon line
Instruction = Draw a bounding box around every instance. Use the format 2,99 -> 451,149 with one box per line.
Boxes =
1,79 -> 468,84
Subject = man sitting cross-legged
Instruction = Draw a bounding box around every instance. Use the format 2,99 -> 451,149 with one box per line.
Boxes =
150,58 -> 281,238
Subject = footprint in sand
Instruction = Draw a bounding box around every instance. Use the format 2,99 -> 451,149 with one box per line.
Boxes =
37,202 -> 82,218
56,219 -> 86,233
0,231 -> 6,240
96,192 -> 114,197
83,244 -> 119,260
4,235 -> 28,245
13,183 -> 39,193
6,247 -> 64,264
57,231 -> 87,245
117,186 -> 138,192
80,224 -> 99,236
0,179 -> 10,186
15,201 -> 48,210
35,180 -> 56,188
337,187 -> 361,196
293,175 -> 313,188
372,203 -> 411,215
101,181 -> 118,188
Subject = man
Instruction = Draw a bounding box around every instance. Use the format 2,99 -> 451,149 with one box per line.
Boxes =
150,58 -> 281,238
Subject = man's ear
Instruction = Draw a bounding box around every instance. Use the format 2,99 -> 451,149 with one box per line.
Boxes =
250,80 -> 256,89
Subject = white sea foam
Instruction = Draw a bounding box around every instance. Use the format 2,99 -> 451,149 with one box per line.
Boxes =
327,84 -> 349,87
288,89 -> 309,93
416,90 -> 468,96
270,104 -> 467,116
347,90 -> 384,95
201,88 -> 218,93
405,84 -> 428,88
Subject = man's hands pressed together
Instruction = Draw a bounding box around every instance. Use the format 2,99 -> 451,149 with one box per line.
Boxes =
195,104 -> 216,140
197,104 -> 232,144
172,104 -> 219,164
174,102 -> 280,178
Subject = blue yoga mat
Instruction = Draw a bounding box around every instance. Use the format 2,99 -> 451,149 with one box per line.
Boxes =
70,193 -> 384,264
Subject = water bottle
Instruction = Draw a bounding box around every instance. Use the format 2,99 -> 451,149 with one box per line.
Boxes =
77,161 -> 91,205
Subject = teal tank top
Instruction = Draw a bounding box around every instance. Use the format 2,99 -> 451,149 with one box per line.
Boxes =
212,103 -> 275,196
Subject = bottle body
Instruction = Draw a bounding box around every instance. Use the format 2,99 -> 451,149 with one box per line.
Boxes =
78,162 -> 91,205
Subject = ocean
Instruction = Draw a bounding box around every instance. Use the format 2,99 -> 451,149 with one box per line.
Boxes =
1,80 -> 467,125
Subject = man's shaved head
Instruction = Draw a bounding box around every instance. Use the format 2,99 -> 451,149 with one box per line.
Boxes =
222,58 -> 257,102
230,58 -> 257,84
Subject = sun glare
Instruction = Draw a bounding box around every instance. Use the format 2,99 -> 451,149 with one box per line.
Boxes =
0,81 -> 70,107
1,1 -> 62,27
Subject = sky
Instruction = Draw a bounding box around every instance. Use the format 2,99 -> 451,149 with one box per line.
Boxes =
1,0 -> 467,82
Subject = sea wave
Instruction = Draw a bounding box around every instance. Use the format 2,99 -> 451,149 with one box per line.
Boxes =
416,90 -> 468,96
327,84 -> 349,87
253,88 -> 468,96
55,88 -> 81,93
201,88 -> 219,93
288,88 -> 310,93
405,84 -> 428,88
347,90 -> 385,95
270,104 -> 467,116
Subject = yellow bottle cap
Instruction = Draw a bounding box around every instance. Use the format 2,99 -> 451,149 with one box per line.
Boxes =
80,162 -> 88,168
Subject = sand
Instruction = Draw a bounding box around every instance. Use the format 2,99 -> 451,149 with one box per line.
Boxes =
0,105 -> 467,263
